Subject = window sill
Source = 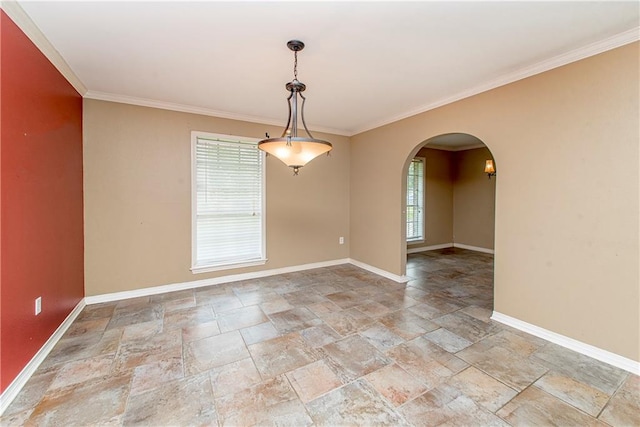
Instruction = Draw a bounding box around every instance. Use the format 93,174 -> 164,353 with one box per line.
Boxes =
191,258 -> 267,274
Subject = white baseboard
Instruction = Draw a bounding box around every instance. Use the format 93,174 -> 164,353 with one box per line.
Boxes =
0,299 -> 86,416
406,243 -> 494,255
407,243 -> 453,254
491,311 -> 640,375
348,258 -> 410,283
0,257 -> 405,415
453,243 -> 495,254
86,259 -> 351,304
0,257 -> 406,414
85,258 -> 411,305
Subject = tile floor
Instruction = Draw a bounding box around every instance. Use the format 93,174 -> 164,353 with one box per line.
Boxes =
2,248 -> 638,426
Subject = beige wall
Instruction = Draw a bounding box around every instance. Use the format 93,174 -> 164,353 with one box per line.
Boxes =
453,147 -> 496,249
351,43 -> 639,361
83,100 -> 350,296
83,43 -> 639,362
407,146 -> 496,251
408,147 -> 454,249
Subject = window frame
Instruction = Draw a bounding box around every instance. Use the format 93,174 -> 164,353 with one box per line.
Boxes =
190,131 -> 267,274
406,156 -> 425,243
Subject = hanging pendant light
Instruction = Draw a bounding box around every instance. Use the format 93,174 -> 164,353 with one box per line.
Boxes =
258,40 -> 332,175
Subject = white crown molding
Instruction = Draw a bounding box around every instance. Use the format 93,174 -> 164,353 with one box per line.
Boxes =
5,0 -> 635,138
86,25 -> 639,138
0,299 -> 86,416
1,0 -> 87,96
84,91 -> 350,137
350,27 -> 640,136
491,311 -> 640,375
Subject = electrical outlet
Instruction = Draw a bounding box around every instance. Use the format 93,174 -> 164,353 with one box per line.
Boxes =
35,297 -> 42,315
339,236 -> 345,245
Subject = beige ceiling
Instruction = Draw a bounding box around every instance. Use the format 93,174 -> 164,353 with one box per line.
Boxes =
11,1 -> 640,136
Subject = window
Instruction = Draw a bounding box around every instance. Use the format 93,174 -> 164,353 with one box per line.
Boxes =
406,157 -> 425,242
191,132 -> 266,273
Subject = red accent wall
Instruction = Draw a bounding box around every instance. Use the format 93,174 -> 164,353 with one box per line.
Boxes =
1,11 -> 84,392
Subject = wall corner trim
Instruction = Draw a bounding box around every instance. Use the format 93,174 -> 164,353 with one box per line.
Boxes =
84,91 -> 350,137
0,0 -> 87,95
491,311 -> 640,375
347,258 -> 410,283
0,299 -> 86,416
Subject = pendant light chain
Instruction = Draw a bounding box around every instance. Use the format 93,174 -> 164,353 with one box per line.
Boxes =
257,40 -> 332,175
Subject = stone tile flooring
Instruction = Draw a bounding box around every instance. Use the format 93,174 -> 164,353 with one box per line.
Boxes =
2,248 -> 639,426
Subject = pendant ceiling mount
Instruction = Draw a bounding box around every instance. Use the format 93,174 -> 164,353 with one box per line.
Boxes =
258,40 -> 332,175
286,40 -> 305,52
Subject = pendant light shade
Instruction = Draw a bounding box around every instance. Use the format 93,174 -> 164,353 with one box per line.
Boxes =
258,40 -> 332,175
258,137 -> 332,170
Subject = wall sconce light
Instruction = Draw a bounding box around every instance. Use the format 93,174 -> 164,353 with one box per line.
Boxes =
484,159 -> 496,179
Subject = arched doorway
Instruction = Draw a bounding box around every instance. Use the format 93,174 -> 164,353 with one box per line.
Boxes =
400,133 -> 497,312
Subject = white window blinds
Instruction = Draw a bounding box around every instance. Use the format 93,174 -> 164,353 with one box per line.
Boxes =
192,132 -> 265,271
406,157 -> 425,242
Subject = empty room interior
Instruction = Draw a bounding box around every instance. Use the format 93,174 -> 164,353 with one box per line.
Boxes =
1,1 -> 639,426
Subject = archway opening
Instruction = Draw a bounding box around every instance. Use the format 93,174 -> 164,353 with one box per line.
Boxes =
401,132 -> 497,315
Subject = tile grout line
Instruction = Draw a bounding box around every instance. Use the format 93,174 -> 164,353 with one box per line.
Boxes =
594,371 -> 629,421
